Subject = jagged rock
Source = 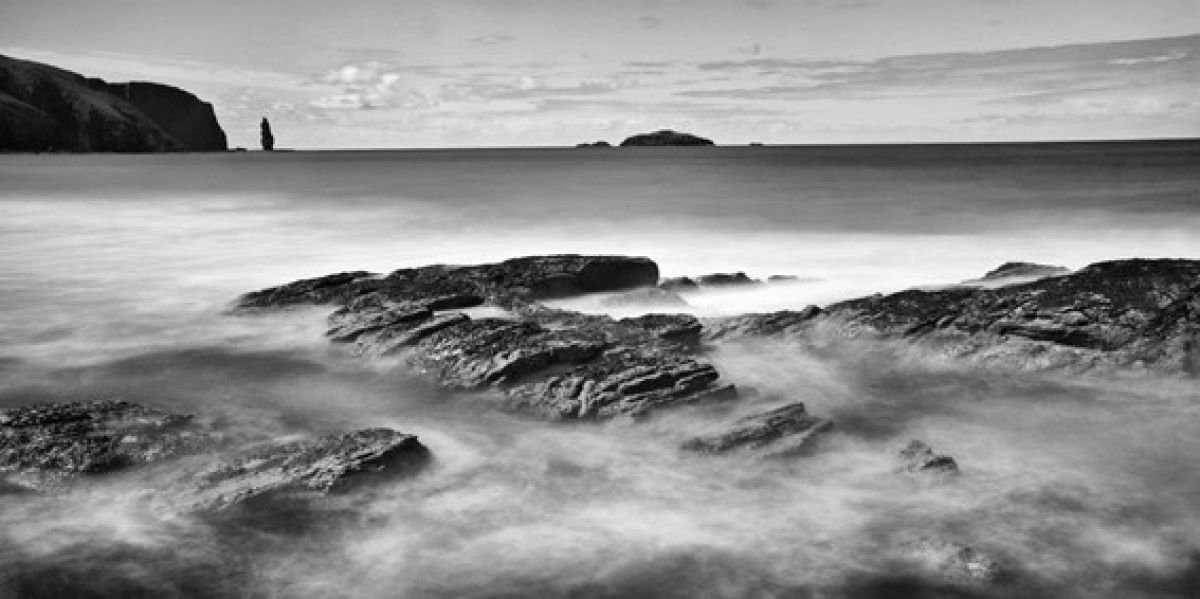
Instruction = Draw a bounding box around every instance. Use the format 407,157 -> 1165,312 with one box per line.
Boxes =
981,262 -> 1070,281
618,313 -> 703,344
163,429 -> 429,512
238,256 -> 739,420
897,440 -> 959,475
703,306 -> 823,341
600,287 -> 689,308
234,255 -> 659,311
0,400 -> 209,491
680,402 -> 833,457
620,129 -> 715,146
0,53 -> 227,152
712,259 -> 1200,375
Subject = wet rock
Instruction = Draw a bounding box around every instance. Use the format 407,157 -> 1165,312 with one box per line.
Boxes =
713,259 -> 1200,375
681,402 -> 833,457
234,255 -> 659,311
164,428 -> 430,512
696,272 -> 759,287
240,256 -> 739,421
659,276 -> 700,292
981,261 -> 1071,281
600,287 -> 689,308
703,306 -> 823,341
0,400 -> 209,491
897,439 -> 959,476
618,313 -> 703,344
902,537 -> 1004,583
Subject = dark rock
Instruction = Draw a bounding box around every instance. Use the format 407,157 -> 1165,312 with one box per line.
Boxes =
981,261 -> 1071,281
703,306 -> 823,341
234,255 -> 659,311
0,400 -> 209,491
901,537 -> 1004,583
681,402 -> 833,457
241,256 -> 740,421
618,313 -> 703,344
163,428 -> 430,512
261,117 -> 275,151
576,140 -> 611,147
659,277 -> 700,292
600,287 -> 689,308
713,259 -> 1200,375
767,275 -> 799,283
619,129 -> 715,147
897,439 -> 959,475
696,272 -> 758,287
0,53 -> 227,152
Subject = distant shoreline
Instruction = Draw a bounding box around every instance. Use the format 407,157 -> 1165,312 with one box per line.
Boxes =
1,136 -> 1196,155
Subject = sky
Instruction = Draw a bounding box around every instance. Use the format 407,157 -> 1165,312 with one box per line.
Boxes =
1,0 -> 1198,148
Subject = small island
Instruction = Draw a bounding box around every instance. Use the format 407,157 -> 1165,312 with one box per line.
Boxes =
619,129 -> 715,147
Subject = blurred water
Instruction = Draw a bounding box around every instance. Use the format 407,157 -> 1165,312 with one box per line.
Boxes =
1,142 -> 1198,598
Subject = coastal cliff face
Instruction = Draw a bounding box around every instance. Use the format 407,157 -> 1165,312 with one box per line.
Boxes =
0,54 -> 226,152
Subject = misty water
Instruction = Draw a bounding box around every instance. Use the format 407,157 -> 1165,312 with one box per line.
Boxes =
1,142 -> 1199,598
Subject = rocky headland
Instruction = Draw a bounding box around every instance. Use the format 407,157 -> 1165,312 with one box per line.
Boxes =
0,53 -> 227,152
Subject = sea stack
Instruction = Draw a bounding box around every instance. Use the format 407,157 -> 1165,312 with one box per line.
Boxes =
261,117 -> 275,151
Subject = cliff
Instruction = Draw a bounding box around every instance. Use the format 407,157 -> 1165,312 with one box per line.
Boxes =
0,53 -> 227,152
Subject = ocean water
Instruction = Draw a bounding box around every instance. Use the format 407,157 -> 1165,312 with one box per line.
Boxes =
1,141 -> 1199,598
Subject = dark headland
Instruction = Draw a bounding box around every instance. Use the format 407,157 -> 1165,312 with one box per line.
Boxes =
0,53 -> 227,152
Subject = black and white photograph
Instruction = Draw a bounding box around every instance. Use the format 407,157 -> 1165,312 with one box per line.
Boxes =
1,1 -> 1198,597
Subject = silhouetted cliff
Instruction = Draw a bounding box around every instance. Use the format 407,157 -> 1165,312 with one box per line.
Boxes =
0,53 -> 227,152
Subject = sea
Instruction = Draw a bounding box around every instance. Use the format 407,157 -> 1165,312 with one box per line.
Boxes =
1,141 -> 1198,598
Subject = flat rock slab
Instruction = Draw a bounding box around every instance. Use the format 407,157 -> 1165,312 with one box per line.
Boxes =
0,400 -> 208,491
681,402 -> 833,457
163,428 -> 430,512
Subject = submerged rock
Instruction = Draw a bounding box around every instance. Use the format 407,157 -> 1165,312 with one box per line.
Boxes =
0,399 -> 430,511
681,402 -> 833,457
164,428 -> 430,512
600,287 -> 689,308
897,439 -> 959,476
0,400 -> 208,491
902,537 -> 1004,583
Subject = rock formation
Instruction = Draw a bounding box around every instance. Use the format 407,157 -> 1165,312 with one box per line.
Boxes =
897,439 -> 959,476
237,255 -> 739,421
576,140 -> 611,148
0,399 -> 430,511
261,117 -> 275,151
710,259 -> 1200,375
0,53 -> 227,152
680,403 -> 833,457
619,129 -> 715,147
